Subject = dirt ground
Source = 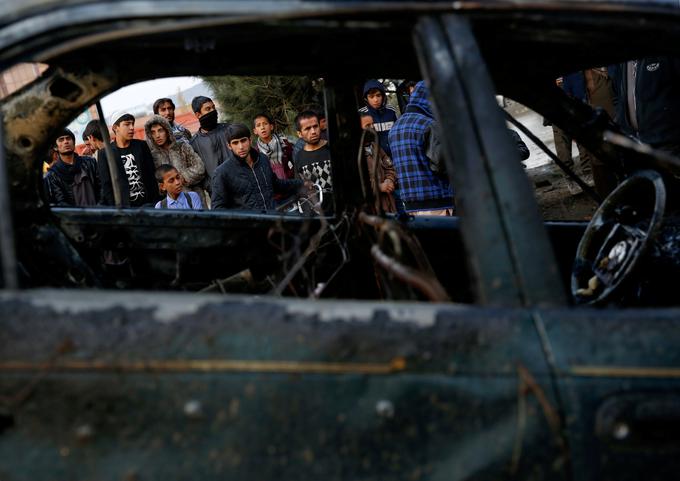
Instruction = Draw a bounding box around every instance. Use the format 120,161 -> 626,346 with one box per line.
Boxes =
505,99 -> 600,221
526,162 -> 599,221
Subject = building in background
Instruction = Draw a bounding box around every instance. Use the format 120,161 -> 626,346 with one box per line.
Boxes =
0,63 -> 47,98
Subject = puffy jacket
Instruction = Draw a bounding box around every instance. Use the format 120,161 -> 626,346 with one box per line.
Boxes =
144,115 -> 206,188
44,155 -> 99,206
609,57 -> 680,150
358,79 -> 399,157
388,81 -> 454,212
211,149 -> 302,210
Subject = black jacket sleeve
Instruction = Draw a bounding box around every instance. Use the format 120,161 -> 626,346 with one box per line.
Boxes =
508,129 -> 530,161
210,166 -> 232,210
271,163 -> 303,197
43,172 -> 67,205
140,141 -> 161,204
97,153 -> 114,205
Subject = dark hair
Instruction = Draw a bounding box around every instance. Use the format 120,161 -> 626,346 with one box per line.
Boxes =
54,128 -> 75,147
113,113 -> 135,126
253,112 -> 274,127
82,120 -> 103,142
294,110 -> 319,131
359,112 -> 372,119
155,164 -> 178,183
153,98 -> 175,114
226,123 -> 251,143
191,96 -> 212,114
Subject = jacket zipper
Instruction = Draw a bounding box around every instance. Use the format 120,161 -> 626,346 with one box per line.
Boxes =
250,162 -> 267,208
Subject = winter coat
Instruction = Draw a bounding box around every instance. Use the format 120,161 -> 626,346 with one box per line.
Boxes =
388,81 -> 454,212
43,155 -> 99,206
144,115 -> 207,189
211,149 -> 302,210
358,79 -> 399,157
363,129 -> 397,213
609,57 -> 680,150
189,123 -> 231,181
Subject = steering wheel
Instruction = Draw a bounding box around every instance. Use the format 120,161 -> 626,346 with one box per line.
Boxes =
572,170 -> 666,305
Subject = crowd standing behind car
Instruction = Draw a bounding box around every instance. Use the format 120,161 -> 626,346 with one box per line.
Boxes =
43,67 -> 680,211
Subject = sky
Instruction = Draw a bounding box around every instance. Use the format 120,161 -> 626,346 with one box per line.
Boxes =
100,76 -> 203,119
68,76 -> 206,140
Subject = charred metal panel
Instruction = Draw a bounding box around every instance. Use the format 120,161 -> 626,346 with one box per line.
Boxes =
2,66 -> 117,209
0,290 -> 567,480
414,15 -> 566,307
538,308 -> 680,481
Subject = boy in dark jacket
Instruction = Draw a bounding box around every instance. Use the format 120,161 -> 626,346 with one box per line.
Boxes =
358,79 -> 399,157
211,124 -> 305,210
189,96 -> 231,181
44,128 -> 99,206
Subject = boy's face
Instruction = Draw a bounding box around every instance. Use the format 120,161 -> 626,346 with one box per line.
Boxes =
160,169 -> 183,197
157,102 -> 175,123
228,137 -> 252,159
366,89 -> 384,109
150,124 -> 169,147
360,116 -> 373,130
254,117 -> 274,140
297,117 -> 321,145
115,120 -> 135,140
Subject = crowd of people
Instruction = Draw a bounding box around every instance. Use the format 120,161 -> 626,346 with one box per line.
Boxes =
44,95 -> 332,213
42,78 -> 463,217
44,60 -> 677,216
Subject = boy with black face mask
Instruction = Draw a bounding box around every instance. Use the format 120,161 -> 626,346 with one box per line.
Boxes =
188,96 -> 231,185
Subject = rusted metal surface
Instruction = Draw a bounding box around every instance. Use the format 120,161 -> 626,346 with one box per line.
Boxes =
2,67 -> 117,210
0,290 -> 565,481
537,308 -> 680,481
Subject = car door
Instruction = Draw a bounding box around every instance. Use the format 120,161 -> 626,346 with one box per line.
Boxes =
537,308 -> 680,481
0,291 -> 566,481
421,4 -> 680,480
0,3 -> 574,480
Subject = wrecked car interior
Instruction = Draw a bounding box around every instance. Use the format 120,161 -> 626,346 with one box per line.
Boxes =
2,1 -> 680,480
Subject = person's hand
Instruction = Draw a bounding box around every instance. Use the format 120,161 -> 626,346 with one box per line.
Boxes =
380,179 -> 395,193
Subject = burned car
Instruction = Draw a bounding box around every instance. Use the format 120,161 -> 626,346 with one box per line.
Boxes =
1,0 -> 680,480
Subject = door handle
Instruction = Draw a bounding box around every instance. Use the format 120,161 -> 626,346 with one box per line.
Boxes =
596,393 -> 680,449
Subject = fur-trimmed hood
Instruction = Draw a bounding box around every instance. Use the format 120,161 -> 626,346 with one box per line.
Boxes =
144,115 -> 176,153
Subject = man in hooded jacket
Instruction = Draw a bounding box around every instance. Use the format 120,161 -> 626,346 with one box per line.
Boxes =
145,115 -> 208,204
358,79 -> 399,158
388,81 -> 454,215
